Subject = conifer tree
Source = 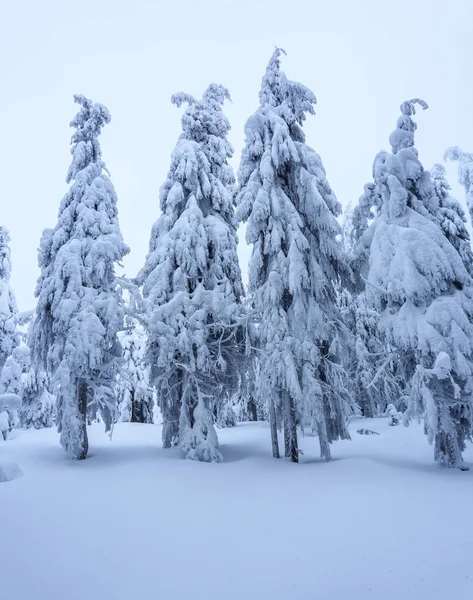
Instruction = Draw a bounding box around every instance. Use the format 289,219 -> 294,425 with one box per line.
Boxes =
0,227 -> 19,370
445,147 -> 473,223
232,358 -> 267,423
138,84 -> 246,462
237,49 -> 351,462
430,163 -> 473,277
29,95 -> 129,460
0,345 -> 30,437
355,100 -> 473,468
18,369 -> 55,429
0,227 -> 29,438
117,321 -> 154,424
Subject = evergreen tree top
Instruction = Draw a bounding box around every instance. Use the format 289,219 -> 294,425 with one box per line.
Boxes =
67,94 -> 111,183
171,84 -> 234,176
369,98 -> 440,220
355,99 -> 431,229
389,98 -> 428,154
259,48 -> 316,126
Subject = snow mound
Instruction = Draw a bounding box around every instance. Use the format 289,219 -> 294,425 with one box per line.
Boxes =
357,428 -> 380,435
0,393 -> 22,410
0,461 -> 24,483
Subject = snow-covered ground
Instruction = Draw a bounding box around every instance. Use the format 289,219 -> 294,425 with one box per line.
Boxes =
1,418 -> 472,600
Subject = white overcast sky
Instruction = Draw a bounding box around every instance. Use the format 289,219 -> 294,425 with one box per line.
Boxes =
1,0 -> 472,310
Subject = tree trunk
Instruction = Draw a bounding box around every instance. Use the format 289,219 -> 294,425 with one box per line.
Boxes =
188,384 -> 196,430
363,400 -> 373,419
284,391 -> 298,463
269,400 -> 280,458
77,378 -> 89,460
284,419 -> 291,457
163,372 -> 181,448
434,429 -> 463,468
248,398 -> 258,422
130,389 -> 136,423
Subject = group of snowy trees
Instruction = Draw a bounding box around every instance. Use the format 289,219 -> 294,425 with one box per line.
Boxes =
2,50 -> 473,469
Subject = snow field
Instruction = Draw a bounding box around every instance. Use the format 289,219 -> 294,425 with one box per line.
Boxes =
1,418 -> 472,600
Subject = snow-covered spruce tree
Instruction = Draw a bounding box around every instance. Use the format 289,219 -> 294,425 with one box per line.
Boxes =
430,163 -> 473,277
0,227 -> 19,370
0,226 -> 29,438
237,49 -> 351,462
138,84 -> 246,462
117,320 -> 154,423
29,95 -> 129,460
356,99 -> 473,468
17,369 -> 55,429
232,357 -> 267,423
445,146 -> 473,215
0,345 -> 30,438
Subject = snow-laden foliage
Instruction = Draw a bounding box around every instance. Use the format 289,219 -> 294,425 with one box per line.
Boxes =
353,100 -> 438,235
342,208 -> 407,416
0,345 -> 30,439
18,369 -> 55,429
352,184 -> 381,245
237,49 -> 352,462
430,163 -> 473,277
355,99 -> 473,467
384,403 -> 401,426
231,357 -> 267,423
339,288 -> 405,418
445,147 -> 473,224
0,391 -> 21,440
0,226 -> 27,439
117,321 -> 154,423
29,95 -> 129,460
0,227 -> 20,369
138,84 -> 246,462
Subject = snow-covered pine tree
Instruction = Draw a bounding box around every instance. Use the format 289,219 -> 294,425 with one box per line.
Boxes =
138,84 -> 246,462
117,321 -> 154,423
430,163 -> 473,277
445,146 -> 473,219
0,345 -> 30,438
232,357 -> 267,423
29,95 -> 129,460
18,369 -> 55,429
237,49 -> 351,462
0,226 -> 30,438
355,99 -> 473,468
0,227 -> 19,370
